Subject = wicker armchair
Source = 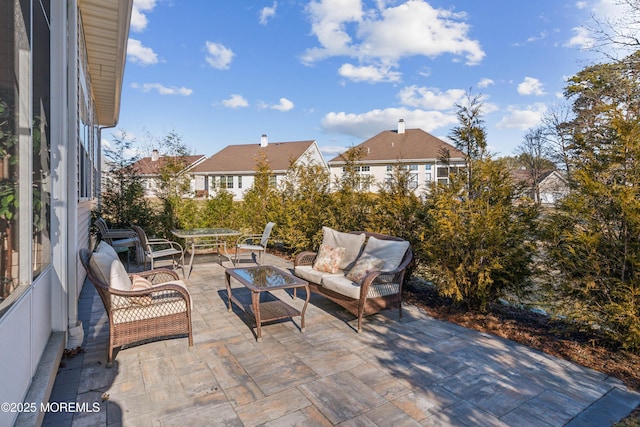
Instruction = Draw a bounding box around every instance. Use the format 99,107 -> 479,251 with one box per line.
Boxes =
79,247 -> 193,366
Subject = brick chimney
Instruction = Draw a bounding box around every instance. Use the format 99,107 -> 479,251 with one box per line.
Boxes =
260,134 -> 268,147
151,149 -> 159,161
398,119 -> 405,134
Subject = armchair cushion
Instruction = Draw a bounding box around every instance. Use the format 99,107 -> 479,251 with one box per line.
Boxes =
322,227 -> 365,270
90,241 -> 132,291
346,255 -> 385,284
360,236 -> 410,271
313,244 -> 345,273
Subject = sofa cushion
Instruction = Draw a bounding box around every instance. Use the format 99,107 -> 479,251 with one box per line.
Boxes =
294,265 -> 343,285
322,275 -> 362,299
313,244 -> 345,273
322,226 -> 365,270
322,275 -> 401,299
360,236 -> 410,271
90,241 -> 132,291
346,255 -> 385,284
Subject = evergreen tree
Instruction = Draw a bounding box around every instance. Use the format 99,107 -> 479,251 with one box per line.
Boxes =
541,51 -> 640,349
99,131 -> 153,229
423,95 -> 539,311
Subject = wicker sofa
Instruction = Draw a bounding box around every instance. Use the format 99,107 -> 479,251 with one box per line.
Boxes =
79,243 -> 193,366
293,228 -> 413,332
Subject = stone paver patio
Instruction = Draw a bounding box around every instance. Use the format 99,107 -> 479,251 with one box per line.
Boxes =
43,254 -> 640,426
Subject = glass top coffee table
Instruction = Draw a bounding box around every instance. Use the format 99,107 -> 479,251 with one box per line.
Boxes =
225,265 -> 310,342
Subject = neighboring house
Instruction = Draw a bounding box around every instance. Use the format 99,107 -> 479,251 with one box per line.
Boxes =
512,169 -> 570,206
132,150 -> 206,197
0,1 -> 132,425
191,135 -> 328,200
328,119 -> 467,194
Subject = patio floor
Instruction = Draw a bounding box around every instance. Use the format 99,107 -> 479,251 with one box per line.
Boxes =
43,253 -> 640,426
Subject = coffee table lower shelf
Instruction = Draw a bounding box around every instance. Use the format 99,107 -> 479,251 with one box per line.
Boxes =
225,265 -> 310,342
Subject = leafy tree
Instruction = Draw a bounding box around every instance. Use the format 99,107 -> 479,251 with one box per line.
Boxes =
99,131 -> 153,229
448,91 -> 488,196
375,163 -> 427,244
423,96 -> 539,311
330,146 -> 376,232
540,51 -> 640,349
241,153 -> 283,236
279,156 -> 333,252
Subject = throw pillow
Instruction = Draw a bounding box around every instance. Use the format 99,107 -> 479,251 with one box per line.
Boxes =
346,255 -> 385,284
321,226 -> 365,270
130,275 -> 153,306
313,244 -> 346,274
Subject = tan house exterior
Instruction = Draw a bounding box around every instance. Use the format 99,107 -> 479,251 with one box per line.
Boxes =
191,136 -> 328,200
328,120 -> 467,194
132,150 -> 206,197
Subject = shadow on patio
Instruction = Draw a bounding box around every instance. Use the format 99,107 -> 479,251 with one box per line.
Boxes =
43,253 -> 640,426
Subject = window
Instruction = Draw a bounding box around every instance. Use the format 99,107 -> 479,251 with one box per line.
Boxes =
269,175 -> 277,188
237,176 -> 242,189
0,0 -> 51,314
32,0 -> 51,278
218,175 -> 233,189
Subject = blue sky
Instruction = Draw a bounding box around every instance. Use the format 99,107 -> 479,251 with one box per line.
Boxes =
114,0 -> 629,159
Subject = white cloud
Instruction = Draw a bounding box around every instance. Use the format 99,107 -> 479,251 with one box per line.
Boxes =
127,39 -> 158,65
302,0 -> 485,78
338,63 -> 401,83
397,86 -> 465,110
321,107 -> 458,138
496,103 -> 547,130
517,77 -> 546,96
260,2 -> 278,25
205,41 -> 234,70
131,83 -> 193,96
320,145 -> 348,157
270,98 -> 295,111
222,94 -> 249,108
565,26 -> 594,49
130,0 -> 157,32
478,78 -> 494,89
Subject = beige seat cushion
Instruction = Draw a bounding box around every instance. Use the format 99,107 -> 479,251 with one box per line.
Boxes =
322,275 -> 401,299
294,265 -> 343,285
322,227 -> 365,270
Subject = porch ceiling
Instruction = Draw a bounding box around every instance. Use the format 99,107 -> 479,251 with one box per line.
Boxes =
78,0 -> 133,126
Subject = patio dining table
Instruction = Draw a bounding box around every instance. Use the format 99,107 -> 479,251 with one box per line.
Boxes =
171,228 -> 241,278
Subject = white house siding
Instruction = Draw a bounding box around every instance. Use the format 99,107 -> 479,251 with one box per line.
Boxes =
194,141 -> 328,201
0,1 -> 129,424
329,160 -> 466,195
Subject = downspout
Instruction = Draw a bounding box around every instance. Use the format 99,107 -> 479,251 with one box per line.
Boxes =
65,1 -> 83,350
